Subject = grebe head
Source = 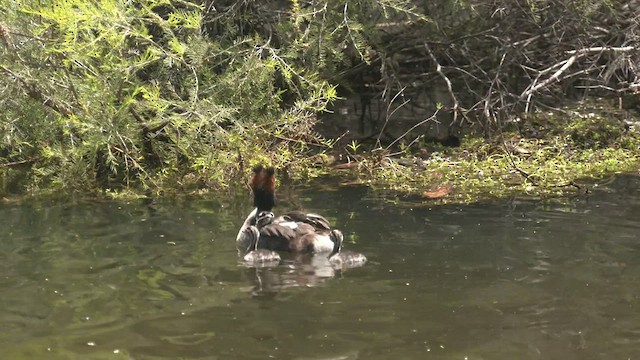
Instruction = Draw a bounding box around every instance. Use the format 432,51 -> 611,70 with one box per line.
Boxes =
249,165 -> 276,212
329,229 -> 344,256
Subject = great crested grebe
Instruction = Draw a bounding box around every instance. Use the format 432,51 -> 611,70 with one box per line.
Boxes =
236,165 -> 337,254
328,229 -> 368,269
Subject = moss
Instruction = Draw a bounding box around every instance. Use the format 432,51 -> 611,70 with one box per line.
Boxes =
330,106 -> 640,204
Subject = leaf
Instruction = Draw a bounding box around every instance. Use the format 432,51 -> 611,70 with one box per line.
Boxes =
421,185 -> 452,199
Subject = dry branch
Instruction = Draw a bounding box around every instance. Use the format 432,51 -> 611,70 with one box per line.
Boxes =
520,46 -> 636,99
520,55 -> 581,99
424,42 -> 470,126
566,46 -> 635,55
0,158 -> 38,168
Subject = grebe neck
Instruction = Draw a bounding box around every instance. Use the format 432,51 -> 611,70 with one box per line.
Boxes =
236,208 -> 258,242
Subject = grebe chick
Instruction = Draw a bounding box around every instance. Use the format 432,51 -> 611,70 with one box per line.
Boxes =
239,226 -> 281,266
328,229 -> 367,269
256,210 -> 275,228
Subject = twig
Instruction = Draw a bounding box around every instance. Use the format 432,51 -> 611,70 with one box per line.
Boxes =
485,52 -> 507,123
385,109 -> 440,152
375,85 -> 408,147
520,46 -> 634,99
424,42 -> 470,126
0,157 -> 38,167
554,181 -> 582,191
520,54 -> 579,98
566,46 -> 634,55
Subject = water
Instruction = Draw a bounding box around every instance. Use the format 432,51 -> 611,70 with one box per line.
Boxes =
1,176 -> 640,359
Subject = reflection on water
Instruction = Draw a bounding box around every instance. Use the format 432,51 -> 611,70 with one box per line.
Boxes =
242,254 -> 340,297
1,175 -> 640,359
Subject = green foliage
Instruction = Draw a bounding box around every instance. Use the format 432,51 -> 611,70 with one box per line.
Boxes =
4,0 -> 629,204
565,116 -> 624,149
347,140 -> 362,154
0,0 -> 425,197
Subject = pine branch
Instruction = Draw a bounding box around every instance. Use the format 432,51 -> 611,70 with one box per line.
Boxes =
0,66 -> 73,117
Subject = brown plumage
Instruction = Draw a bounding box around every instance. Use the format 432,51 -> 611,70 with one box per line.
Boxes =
259,221 -> 320,252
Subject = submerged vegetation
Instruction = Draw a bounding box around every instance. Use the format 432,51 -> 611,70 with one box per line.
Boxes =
1,0 -> 639,202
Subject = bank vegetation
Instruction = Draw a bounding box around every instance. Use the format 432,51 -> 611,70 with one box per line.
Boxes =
1,0 -> 639,202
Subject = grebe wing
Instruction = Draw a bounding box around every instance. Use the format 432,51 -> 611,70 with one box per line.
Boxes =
260,222 -> 316,240
259,222 -> 318,252
280,210 -> 331,230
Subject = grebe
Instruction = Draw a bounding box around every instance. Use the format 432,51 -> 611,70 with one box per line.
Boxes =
328,229 -> 367,269
236,165 -> 337,254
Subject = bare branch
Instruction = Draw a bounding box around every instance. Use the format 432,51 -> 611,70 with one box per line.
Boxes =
424,42 -> 470,126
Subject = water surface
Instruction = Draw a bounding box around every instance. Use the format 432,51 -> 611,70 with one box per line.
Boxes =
2,176 -> 640,359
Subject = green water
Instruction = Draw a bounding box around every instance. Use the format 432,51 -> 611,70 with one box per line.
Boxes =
2,176 -> 640,359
